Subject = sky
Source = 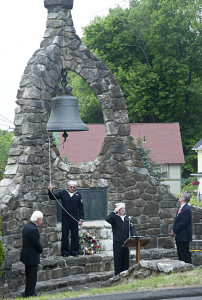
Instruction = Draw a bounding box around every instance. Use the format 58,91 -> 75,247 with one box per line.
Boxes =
0,0 -> 129,130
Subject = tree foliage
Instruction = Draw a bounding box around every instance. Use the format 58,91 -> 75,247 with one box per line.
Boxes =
136,137 -> 166,185
0,130 -> 13,180
80,0 -> 202,177
66,72 -> 103,124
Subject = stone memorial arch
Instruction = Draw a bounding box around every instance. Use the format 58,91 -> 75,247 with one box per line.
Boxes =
0,0 -> 177,268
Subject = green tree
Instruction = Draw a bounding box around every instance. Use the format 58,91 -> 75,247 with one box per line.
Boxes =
0,130 -> 13,180
82,0 -> 202,177
136,137 -> 166,185
66,72 -> 103,124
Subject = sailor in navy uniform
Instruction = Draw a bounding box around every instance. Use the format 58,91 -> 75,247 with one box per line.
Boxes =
48,180 -> 84,257
106,202 -> 136,275
171,192 -> 192,264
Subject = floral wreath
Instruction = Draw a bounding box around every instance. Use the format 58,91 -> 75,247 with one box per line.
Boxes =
79,230 -> 100,255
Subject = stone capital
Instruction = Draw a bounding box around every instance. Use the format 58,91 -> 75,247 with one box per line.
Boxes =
44,0 -> 73,9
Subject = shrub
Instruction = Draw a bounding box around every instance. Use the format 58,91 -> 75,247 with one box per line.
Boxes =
181,177 -> 202,207
182,177 -> 198,193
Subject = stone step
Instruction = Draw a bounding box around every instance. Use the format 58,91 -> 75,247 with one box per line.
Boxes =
190,240 -> 202,266
191,239 -> 202,250
14,271 -> 114,298
37,253 -> 114,282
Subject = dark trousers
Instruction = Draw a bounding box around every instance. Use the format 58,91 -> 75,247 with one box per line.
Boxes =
176,241 -> 192,264
24,265 -> 38,297
113,242 -> 129,275
61,216 -> 79,256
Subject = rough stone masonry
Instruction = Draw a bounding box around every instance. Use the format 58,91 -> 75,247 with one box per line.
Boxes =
0,0 -> 201,283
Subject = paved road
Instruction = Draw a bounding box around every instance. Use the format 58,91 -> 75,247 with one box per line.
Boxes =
166,296 -> 201,300
56,286 -> 202,300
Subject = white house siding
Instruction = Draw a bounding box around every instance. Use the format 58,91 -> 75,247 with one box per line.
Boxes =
197,150 -> 202,199
163,164 -> 181,194
198,150 -> 202,171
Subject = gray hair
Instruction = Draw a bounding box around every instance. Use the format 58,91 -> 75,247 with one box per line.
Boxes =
30,211 -> 43,222
181,192 -> 191,203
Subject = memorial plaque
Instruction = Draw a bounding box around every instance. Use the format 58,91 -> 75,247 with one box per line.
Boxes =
56,188 -> 108,222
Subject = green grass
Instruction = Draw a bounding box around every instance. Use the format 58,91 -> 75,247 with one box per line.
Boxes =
5,266 -> 202,300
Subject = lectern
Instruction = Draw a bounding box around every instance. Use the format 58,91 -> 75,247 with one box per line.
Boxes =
122,236 -> 152,263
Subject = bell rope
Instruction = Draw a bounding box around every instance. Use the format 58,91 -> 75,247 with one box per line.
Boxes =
48,136 -> 79,224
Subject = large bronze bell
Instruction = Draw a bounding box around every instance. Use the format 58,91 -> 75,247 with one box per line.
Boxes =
47,94 -> 89,132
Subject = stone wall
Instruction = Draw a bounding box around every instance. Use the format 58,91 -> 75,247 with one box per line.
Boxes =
103,259 -> 194,287
192,205 -> 202,240
0,0 -> 201,274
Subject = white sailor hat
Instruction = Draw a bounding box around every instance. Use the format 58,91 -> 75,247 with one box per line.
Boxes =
67,180 -> 78,186
115,202 -> 125,210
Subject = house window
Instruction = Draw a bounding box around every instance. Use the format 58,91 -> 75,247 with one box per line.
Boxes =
161,164 -> 169,179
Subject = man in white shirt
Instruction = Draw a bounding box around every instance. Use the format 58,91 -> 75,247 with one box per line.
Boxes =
171,193 -> 192,264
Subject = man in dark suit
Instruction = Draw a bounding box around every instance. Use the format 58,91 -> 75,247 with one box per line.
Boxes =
20,211 -> 43,297
48,180 -> 84,257
171,193 -> 192,264
106,202 -> 136,276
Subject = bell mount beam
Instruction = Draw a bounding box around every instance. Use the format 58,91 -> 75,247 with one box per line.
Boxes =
44,0 -> 74,9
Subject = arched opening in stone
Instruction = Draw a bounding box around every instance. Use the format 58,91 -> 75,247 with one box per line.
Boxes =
66,71 -> 103,124
50,71 -> 105,163
47,70 -> 108,224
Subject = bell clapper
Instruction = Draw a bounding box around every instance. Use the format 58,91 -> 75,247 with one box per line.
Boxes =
62,131 -> 68,148
62,130 -> 68,142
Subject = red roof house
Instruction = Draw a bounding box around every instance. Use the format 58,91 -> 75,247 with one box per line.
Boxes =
59,124 -> 106,163
130,123 -> 185,164
59,122 -> 184,164
59,122 -> 184,193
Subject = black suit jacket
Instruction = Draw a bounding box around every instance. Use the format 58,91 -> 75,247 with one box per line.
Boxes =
173,203 -> 192,242
106,211 -> 136,244
48,189 -> 84,220
20,221 -> 43,265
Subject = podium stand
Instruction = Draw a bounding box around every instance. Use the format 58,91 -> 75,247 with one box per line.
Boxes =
122,236 -> 152,263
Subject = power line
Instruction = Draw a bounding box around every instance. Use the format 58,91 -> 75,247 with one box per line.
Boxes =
0,114 -> 13,124
0,125 -> 14,131
0,1 -> 129,52
0,124 -> 10,128
0,35 -> 42,53
74,0 -> 129,22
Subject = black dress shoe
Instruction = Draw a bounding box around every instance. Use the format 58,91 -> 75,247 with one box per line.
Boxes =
71,254 -> 78,257
24,291 -> 37,298
62,254 -> 69,257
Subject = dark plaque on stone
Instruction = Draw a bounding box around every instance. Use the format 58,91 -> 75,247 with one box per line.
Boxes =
56,188 -> 108,222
